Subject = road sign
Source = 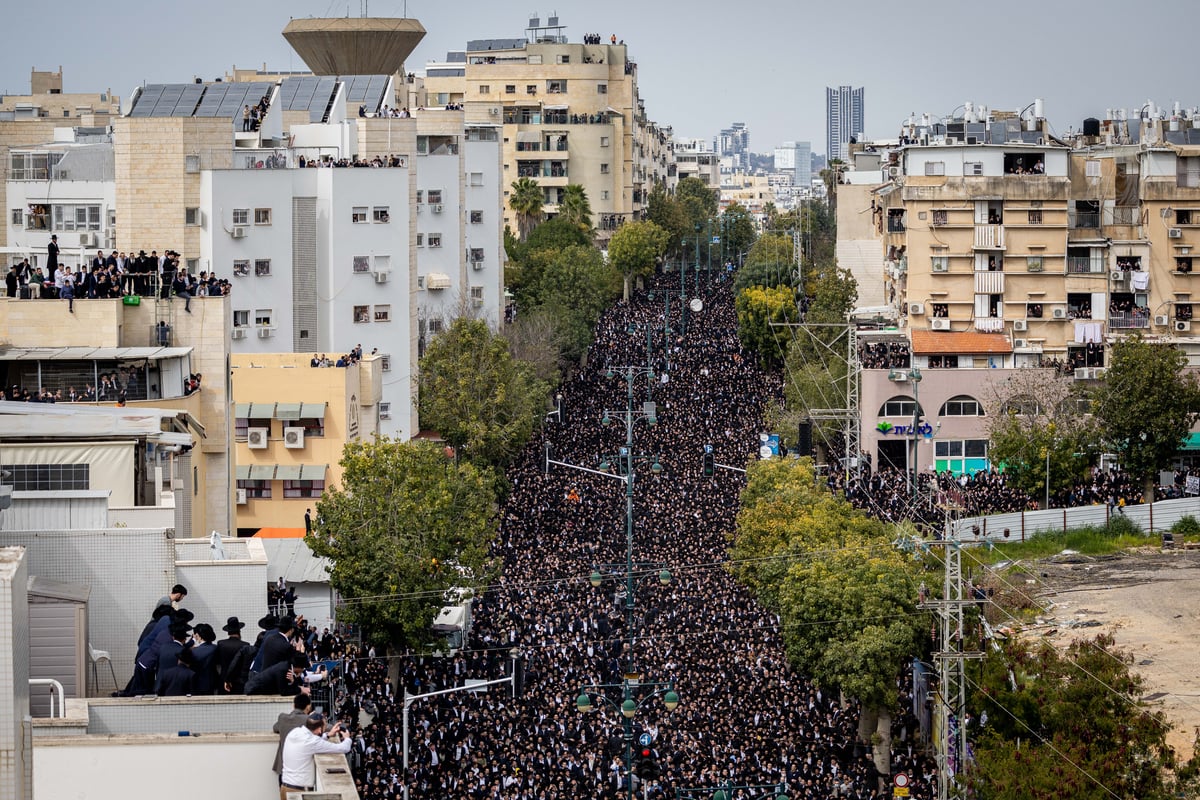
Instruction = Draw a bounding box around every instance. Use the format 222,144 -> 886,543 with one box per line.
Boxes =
638,733 -> 652,747
893,773 -> 910,796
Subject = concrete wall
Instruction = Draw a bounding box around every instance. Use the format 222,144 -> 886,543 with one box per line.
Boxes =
174,538 -> 267,638
0,547 -> 32,800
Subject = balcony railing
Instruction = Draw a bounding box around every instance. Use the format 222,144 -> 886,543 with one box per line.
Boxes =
1070,212 -> 1100,229
974,225 -> 1005,249
1109,311 -> 1150,329
887,218 -> 906,233
1067,256 -> 1100,274
974,318 -> 1005,332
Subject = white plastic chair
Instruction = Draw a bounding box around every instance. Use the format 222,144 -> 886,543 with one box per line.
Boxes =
89,643 -> 117,693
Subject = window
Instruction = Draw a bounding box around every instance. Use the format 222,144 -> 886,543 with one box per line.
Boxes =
1177,304 -> 1194,321
53,204 -> 101,231
374,304 -> 391,322
10,208 -> 21,227
185,207 -> 201,226
1026,302 -> 1044,319
600,191 -> 609,201
1028,210 -> 1043,225
880,397 -> 920,417
924,161 -> 945,176
1004,153 -> 1046,175
283,480 -> 324,499
24,204 -> 48,230
233,260 -> 250,277
416,233 -> 424,247
469,172 -> 483,186
416,190 -> 424,204
1177,257 -> 1193,274
600,136 -> 610,147
428,234 -> 442,248
380,355 -> 391,372
926,355 -> 959,369
1179,157 -> 1200,188
352,207 -> 368,223
429,319 -> 444,334
887,209 -> 906,232
526,84 -> 537,95
1178,210 -> 1194,225
470,210 -> 483,224
934,439 -> 989,475
374,255 -> 390,273
234,416 -> 249,439
254,208 -> 272,225
233,310 -> 249,327
9,151 -> 64,180
470,286 -> 483,300
352,256 -> 370,273
237,479 -> 271,500
1085,159 -> 1101,178
254,259 -> 271,277
427,190 -> 443,204
964,162 -> 984,176
479,85 -> 490,94
184,154 -> 201,173
232,208 -> 249,225
546,80 -> 567,93
469,248 -> 485,262
1,463 -> 89,491
940,395 -> 983,416
931,256 -> 948,271
254,309 -> 273,327
505,85 -> 516,94
1026,256 -> 1043,272
931,303 -> 949,318
353,305 -> 370,323
373,206 -> 390,223
598,83 -> 608,94
600,163 -> 610,174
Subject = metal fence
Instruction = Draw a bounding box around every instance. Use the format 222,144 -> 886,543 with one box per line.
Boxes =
951,496 -> 1200,541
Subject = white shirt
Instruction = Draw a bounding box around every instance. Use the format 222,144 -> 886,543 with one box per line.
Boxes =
280,726 -> 352,788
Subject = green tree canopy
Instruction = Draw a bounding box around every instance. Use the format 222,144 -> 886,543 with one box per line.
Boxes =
720,202 -> 757,262
645,182 -> 688,258
419,318 -> 549,467
607,220 -> 670,300
675,176 -> 718,228
1094,336 -> 1200,500
521,244 -> 621,362
735,284 -> 799,368
306,438 -> 497,648
509,177 -> 545,241
557,183 -> 593,235
506,217 -> 595,299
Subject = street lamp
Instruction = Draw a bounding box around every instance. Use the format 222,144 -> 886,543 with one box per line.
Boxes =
576,680 -> 681,800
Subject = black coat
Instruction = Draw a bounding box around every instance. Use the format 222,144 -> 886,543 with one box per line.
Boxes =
258,630 -> 294,672
191,642 -> 218,694
156,664 -> 194,696
245,660 -> 301,696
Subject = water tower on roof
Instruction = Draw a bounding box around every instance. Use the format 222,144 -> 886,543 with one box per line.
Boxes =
282,16 -> 426,76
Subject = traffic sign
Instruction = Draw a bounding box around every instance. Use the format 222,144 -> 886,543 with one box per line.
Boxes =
893,772 -> 910,796
638,733 -> 652,747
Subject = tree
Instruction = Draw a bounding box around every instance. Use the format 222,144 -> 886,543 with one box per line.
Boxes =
607,220 -> 669,300
720,202 -> 756,262
970,634 -> 1183,800
509,177 -> 545,241
987,369 -> 1099,503
675,176 -> 718,228
306,439 -> 497,648
522,244 -> 621,362
1094,336 -> 1200,501
419,318 -> 549,467
506,217 -> 594,300
645,182 -> 688,259
503,307 -> 564,387
557,183 -> 593,234
744,231 -> 795,270
735,285 -> 799,369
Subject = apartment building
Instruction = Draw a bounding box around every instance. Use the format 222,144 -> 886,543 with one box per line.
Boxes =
848,101 -> 1200,474
675,137 -> 721,188
419,18 -> 676,240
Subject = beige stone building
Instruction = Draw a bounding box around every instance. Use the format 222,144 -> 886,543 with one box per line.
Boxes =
416,22 -> 676,240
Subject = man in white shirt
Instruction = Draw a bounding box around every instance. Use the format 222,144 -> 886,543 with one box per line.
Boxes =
279,712 -> 352,799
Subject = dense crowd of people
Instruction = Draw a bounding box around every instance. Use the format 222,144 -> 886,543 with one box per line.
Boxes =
320,275 -> 934,800
310,345 -> 372,368
858,340 -> 911,369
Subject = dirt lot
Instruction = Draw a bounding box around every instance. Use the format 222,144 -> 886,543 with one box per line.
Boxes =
997,547 -> 1200,756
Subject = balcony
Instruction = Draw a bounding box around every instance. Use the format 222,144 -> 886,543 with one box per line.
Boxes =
1109,311 -> 1150,330
1070,212 -> 1100,229
973,225 -> 1005,250
887,217 -> 906,233
974,272 -> 1005,294
1067,256 -> 1100,274
974,318 -> 1005,332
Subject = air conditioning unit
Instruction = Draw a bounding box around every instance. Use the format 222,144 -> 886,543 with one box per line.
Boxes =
471,261 -> 484,271
908,302 -> 925,316
1013,319 -> 1028,331
257,327 -> 274,338
1052,307 -> 1067,319
931,318 -> 951,331
1176,320 -> 1191,332
1110,270 -> 1126,282
231,226 -> 247,239
1169,227 -> 1183,238
472,298 -> 484,308
374,271 -> 390,284
231,328 -> 246,340
236,488 -> 247,505
1013,338 -> 1028,348
489,106 -> 499,116
79,232 -> 97,247
1074,367 -> 1090,380
247,428 -> 268,449
932,261 -> 949,273
432,204 -> 444,214
378,402 -> 391,420
887,165 -> 901,178
1155,315 -> 1170,326
284,427 -> 305,449
944,137 -> 958,145
1093,368 -> 1107,379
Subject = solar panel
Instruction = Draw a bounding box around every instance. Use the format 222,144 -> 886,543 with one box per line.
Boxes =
129,84 -> 165,117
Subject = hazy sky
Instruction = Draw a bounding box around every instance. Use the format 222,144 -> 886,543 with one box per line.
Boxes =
3,0 -> 1198,155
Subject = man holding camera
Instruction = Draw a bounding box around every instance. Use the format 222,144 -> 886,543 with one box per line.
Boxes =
279,711 -> 352,799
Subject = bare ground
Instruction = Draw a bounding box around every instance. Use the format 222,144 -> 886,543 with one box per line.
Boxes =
999,548 -> 1200,756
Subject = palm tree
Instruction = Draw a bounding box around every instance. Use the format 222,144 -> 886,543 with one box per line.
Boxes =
510,178 -> 545,241
557,184 -> 593,235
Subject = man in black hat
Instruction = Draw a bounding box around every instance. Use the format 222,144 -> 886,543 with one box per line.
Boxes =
258,615 -> 297,674
191,623 -> 219,694
155,647 -> 195,697
215,616 -> 247,693
154,620 -> 193,692
245,651 -> 317,696
47,234 -> 59,274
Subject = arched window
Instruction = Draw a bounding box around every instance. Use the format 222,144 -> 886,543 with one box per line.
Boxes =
1000,394 -> 1041,416
879,396 -> 923,417
940,395 -> 984,416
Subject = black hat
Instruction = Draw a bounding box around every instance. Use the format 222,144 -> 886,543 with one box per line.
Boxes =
169,621 -> 192,638
258,613 -> 278,630
277,615 -> 297,632
291,651 -> 310,668
222,616 -> 246,633
193,623 -> 216,643
172,608 -> 194,624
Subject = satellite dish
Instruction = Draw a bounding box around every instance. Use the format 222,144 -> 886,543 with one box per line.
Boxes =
689,298 -> 703,313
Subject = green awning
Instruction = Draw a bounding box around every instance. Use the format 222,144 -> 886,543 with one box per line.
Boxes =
299,402 -> 326,419
299,464 -> 328,481
235,465 -> 251,480
275,465 -> 303,480
234,403 -> 251,418
274,403 -> 302,421
1182,432 -> 1200,451
248,403 -> 276,419
248,465 -> 276,480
